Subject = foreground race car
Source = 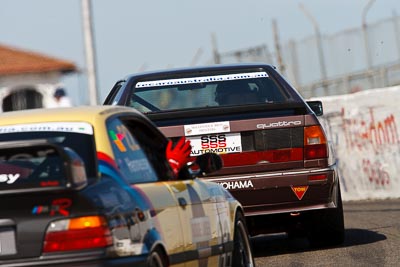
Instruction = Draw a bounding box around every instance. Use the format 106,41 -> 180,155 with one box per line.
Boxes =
104,63 -> 345,247
0,106 -> 254,267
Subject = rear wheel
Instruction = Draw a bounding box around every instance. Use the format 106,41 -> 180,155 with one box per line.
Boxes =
308,185 -> 345,248
147,247 -> 167,267
232,211 -> 255,267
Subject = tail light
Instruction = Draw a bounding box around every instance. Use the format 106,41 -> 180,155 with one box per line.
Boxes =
43,216 -> 113,253
304,125 -> 328,160
308,174 -> 327,181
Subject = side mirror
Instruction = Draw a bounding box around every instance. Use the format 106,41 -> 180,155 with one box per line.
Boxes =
187,153 -> 223,178
195,153 -> 223,174
307,100 -> 323,116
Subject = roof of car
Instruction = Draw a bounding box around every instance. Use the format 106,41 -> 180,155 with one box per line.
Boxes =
124,62 -> 276,80
0,105 -> 140,126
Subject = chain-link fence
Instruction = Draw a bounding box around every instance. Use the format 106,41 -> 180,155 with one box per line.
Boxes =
215,14 -> 400,99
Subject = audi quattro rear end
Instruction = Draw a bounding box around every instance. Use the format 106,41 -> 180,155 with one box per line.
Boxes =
104,63 -> 345,247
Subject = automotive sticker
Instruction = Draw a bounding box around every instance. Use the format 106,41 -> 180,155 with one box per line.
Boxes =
109,130 -> 127,152
291,186 -> 309,200
0,174 -> 20,184
135,71 -> 268,88
0,122 -> 93,135
188,132 -> 241,156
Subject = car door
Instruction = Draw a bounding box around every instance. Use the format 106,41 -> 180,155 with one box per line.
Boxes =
112,116 -> 227,265
136,130 -> 229,266
106,116 -> 187,262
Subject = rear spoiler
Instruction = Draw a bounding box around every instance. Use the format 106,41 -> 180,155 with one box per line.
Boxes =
147,102 -> 308,126
0,139 -> 87,194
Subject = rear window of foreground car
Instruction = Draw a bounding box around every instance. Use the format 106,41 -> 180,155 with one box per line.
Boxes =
0,123 -> 97,190
0,143 -> 69,189
131,70 -> 293,112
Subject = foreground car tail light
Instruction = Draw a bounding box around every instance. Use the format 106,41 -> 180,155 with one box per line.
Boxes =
304,125 -> 328,160
43,216 -> 113,253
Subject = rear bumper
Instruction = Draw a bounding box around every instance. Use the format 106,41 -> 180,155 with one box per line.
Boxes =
0,253 -> 148,267
204,166 -> 340,216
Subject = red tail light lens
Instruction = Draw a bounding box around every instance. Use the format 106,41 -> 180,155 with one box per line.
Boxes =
43,216 -> 112,253
220,148 -> 303,166
308,174 -> 327,181
304,126 -> 328,160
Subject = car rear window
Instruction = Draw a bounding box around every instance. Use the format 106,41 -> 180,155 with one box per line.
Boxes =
0,143 -> 68,190
130,70 -> 293,112
0,122 -> 97,186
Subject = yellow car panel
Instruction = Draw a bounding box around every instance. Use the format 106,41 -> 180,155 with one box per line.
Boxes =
0,106 -> 254,267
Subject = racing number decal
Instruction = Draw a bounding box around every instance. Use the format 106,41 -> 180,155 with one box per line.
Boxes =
201,135 -> 226,149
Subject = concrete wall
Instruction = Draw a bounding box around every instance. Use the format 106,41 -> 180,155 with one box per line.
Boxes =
310,86 -> 400,201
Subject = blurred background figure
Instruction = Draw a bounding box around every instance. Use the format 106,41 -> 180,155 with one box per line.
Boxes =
49,88 -> 73,108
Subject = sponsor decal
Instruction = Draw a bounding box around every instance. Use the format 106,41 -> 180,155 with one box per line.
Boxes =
188,133 -> 242,156
291,185 -> 309,200
135,71 -> 269,88
256,120 -> 302,129
32,198 -> 72,216
0,122 -> 93,135
0,174 -> 20,184
109,130 -> 127,152
184,121 -> 230,136
218,180 -> 254,190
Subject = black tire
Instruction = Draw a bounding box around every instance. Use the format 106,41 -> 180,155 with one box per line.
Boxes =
232,211 -> 255,267
308,185 -> 345,248
147,247 -> 167,267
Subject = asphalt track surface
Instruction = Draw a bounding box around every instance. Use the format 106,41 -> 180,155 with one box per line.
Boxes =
252,198 -> 400,267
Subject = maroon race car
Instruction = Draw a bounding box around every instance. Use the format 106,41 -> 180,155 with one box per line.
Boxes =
104,63 -> 345,247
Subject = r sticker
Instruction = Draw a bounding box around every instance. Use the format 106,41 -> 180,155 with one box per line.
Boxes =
291,186 -> 309,200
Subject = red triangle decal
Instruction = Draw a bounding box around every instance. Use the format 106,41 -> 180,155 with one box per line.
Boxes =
291,186 -> 309,200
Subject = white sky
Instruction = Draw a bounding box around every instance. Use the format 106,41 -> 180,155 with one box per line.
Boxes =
1,0 -> 399,105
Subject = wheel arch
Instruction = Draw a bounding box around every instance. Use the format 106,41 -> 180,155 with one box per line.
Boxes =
144,228 -> 169,265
